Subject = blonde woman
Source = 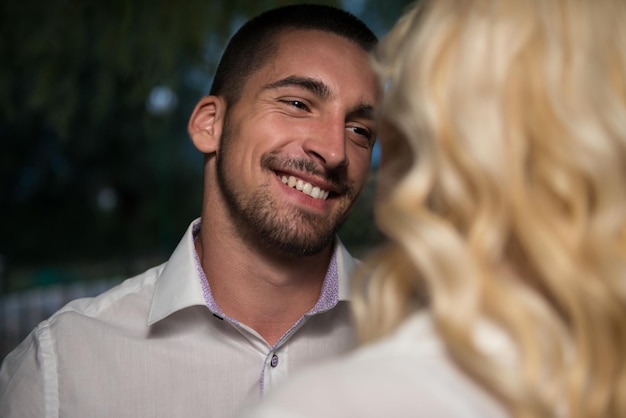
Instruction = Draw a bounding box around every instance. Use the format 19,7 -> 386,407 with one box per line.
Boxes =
241,0 -> 626,417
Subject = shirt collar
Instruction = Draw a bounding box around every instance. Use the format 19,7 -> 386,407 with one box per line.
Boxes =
147,218 -> 357,325
147,218 -> 206,325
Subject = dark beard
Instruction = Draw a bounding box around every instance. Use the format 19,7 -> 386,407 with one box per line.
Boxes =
215,115 -> 356,256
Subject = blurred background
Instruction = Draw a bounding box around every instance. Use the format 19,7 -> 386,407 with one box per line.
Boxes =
0,0 -> 414,359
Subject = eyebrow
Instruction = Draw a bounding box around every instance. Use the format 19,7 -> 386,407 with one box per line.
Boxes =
347,103 -> 375,122
263,76 -> 332,100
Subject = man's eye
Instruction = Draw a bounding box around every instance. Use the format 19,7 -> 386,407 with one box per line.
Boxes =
282,100 -> 309,111
347,126 -> 372,140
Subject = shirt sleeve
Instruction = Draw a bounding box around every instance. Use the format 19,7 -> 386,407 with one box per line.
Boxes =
0,326 -> 52,418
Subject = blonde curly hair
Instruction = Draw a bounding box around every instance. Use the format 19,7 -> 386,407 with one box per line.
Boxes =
355,0 -> 626,416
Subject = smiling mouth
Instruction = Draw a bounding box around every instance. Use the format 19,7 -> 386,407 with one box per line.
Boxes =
281,175 -> 330,200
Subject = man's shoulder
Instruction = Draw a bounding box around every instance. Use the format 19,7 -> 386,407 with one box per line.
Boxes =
44,263 -> 165,330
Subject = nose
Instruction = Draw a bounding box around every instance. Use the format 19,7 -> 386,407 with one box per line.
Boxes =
302,118 -> 348,169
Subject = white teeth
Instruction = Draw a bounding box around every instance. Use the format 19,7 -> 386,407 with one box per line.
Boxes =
280,175 -> 329,200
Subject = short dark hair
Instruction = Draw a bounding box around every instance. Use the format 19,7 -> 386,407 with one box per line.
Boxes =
209,4 -> 377,106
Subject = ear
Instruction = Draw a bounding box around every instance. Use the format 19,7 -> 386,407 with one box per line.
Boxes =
188,95 -> 226,154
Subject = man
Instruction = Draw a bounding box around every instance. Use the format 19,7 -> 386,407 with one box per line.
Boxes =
0,4 -> 380,418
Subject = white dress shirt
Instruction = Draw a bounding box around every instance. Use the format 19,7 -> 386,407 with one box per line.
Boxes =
240,312 -> 509,418
0,219 -> 357,418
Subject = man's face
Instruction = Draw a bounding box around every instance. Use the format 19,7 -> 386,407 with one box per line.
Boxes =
216,29 -> 379,256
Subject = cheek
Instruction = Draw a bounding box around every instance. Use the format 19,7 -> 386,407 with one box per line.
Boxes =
349,148 -> 374,184
223,118 -> 273,159
244,115 -> 297,151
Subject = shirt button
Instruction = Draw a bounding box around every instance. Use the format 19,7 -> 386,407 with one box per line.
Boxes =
271,354 -> 279,368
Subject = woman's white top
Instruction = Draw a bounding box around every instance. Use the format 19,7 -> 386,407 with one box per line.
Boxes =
241,311 -> 509,418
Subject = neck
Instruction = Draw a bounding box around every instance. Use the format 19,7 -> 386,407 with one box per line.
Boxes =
196,219 -> 333,346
